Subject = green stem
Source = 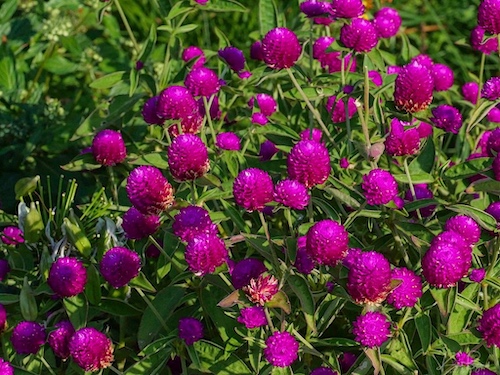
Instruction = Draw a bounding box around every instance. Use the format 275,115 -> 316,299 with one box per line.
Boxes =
285,208 -> 295,237
487,237 -> 500,277
403,156 -> 423,221
113,0 -> 140,54
258,211 -> 279,270
40,355 -> 57,375
135,287 -> 170,332
190,180 -> 198,204
264,307 -> 276,331
107,166 -> 119,204
203,95 -> 217,146
148,236 -> 184,273
466,52 -> 486,134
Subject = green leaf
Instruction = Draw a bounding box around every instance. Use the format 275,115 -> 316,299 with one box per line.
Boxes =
62,218 -> 92,258
165,2 -> 192,21
98,298 -> 143,317
288,274 -> 316,334
174,24 -> 199,34
367,49 -> 386,72
130,272 -> 156,293
15,176 -> 40,200
447,331 -> 480,345
265,291 -> 291,314
393,172 -> 434,184
414,313 -> 432,353
64,294 -> 88,330
310,337 -> 358,347
89,71 -> 126,89
467,179 -> 500,194
444,157 -> 492,179
259,0 -> 277,35
129,152 -> 169,169
221,199 -> 251,233
202,0 -> 247,13
85,264 -> 102,306
191,340 -> 252,375
106,94 -> 145,124
20,278 -> 38,321
0,0 -> 18,24
409,138 -> 435,174
137,24 -> 157,63
0,46 -> 16,90
0,294 -> 19,305
44,55 -> 79,75
60,153 -> 102,172
124,346 -> 171,374
447,204 -> 497,232
24,202 -> 44,243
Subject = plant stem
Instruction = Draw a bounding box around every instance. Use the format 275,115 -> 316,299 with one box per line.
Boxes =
107,166 -> 119,204
264,307 -> 276,331
203,95 -> 217,146
258,211 -> 279,270
466,52 -> 486,133
190,180 -> 198,204
113,0 -> 140,54
135,287 -> 170,331
403,156 -> 423,221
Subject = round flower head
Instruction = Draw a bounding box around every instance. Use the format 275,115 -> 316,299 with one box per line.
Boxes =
251,112 -> 269,126
470,268 -> 487,283
122,207 -> 160,240
287,140 -> 331,188
486,201 -> 500,228
369,70 -> 383,86
178,317 -> 203,345
478,303 -> 500,346
394,61 -> 434,113
493,153 -> 500,181
48,320 -> 75,359
264,331 -> 299,367
237,306 -> 267,329
478,130 -> 493,155
0,260 -> 9,281
185,234 -> 228,276
362,169 -> 398,205
243,274 -> 279,305
482,77 -> 500,100
168,134 -> 209,181
233,168 -> 274,212
385,118 -> 420,156
340,352 -> 357,372
216,132 -> 241,151
92,129 -> 127,166
386,267 -> 423,309
478,0 -> 500,35
300,128 -> 323,143
471,26 -> 499,54
259,140 -> 279,161
326,96 -> 357,123
100,247 -> 141,288
1,226 -> 24,245
168,113 -> 205,138
462,82 -> 480,104
422,231 -> 472,288
431,105 -> 463,134
185,67 -> 220,97
182,46 -> 205,68
339,157 -> 350,169
126,166 -> 174,215
250,93 -> 277,117
331,0 -> 364,18
261,27 -> 302,69
306,219 -> 349,266
432,63 -> 454,92
404,184 -> 435,217
340,18 -> 378,53
157,85 -> 198,120
313,36 -> 357,73
300,0 -> 331,18
488,107 -> 500,123
487,128 -> 500,156
250,40 -> 264,61
69,327 -> 114,371
11,321 -> 46,354
219,46 -> 246,73
0,304 -> 5,332
472,370 -> 496,375
173,206 -> 217,243
352,311 -> 391,348
231,258 -> 267,289
347,251 -> 392,304
311,367 -> 338,375
373,7 -> 402,38
0,358 -> 13,375
387,65 -> 402,75
342,247 -> 363,269
455,351 -> 474,366
274,179 -> 310,210
142,96 -> 165,125
444,215 -> 481,246
411,54 -> 434,68
48,257 -> 87,298
294,236 -> 316,274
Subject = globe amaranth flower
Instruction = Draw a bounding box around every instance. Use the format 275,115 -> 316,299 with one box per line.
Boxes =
92,129 -> 127,166
100,247 -> 141,288
261,27 -> 302,69
431,105 -> 463,134
168,134 -> 210,181
470,268 -> 487,283
185,234 -> 228,276
462,82 -> 480,104
243,274 -> 279,305
0,226 -> 24,245
487,127 -> 500,156
122,207 -> 160,240
172,206 -> 217,243
488,107 -> 500,122
157,85 -> 199,120
259,140 -> 279,161
482,77 -> 500,100
444,215 -> 481,247
478,0 -> 500,35
300,128 -> 323,143
306,219 -> 349,266
11,321 -> 46,354
233,168 -> 274,212
249,93 -> 277,117
287,140 -> 331,188
251,112 -> 269,126
294,236 -> 316,274
331,0 -> 364,18
411,54 -> 434,68
352,311 -> 391,348
472,370 -> 496,375
218,46 -> 251,78
48,320 -> 75,359
373,7 -> 402,38
386,267 -> 423,309
471,26 -> 499,55
385,118 -> 421,156
250,40 -> 264,61
432,63 -> 454,92
0,260 -> 9,281
300,0 -> 331,18
422,231 -> 472,288
404,184 -> 436,217
486,202 -> 500,230
340,18 -> 378,53
394,61 -> 434,113
264,331 -> 299,367
48,257 -> 87,298
310,367 -> 338,375
231,258 -> 267,289
478,303 -> 500,346
369,70 -> 383,86
69,327 -> 114,371
326,96 -> 357,123
0,358 -> 13,375
362,169 -> 399,205
126,166 -> 174,215
237,306 -> 267,329
342,247 -> 363,269
178,317 -> 204,345
182,46 -> 205,68
142,96 -> 165,125
184,67 -> 220,97
313,36 -> 357,73
455,351 -> 474,367
347,251 -> 392,304
0,304 -> 5,332
274,179 -> 310,210
339,352 -> 357,373
216,132 -> 241,151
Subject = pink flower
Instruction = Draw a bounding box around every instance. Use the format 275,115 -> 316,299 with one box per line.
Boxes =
478,0 -> 500,35
274,179 -> 310,210
455,352 -> 474,367
264,331 -> 299,367
185,234 -> 228,276
182,46 -> 205,68
237,306 -> 267,329
100,247 -> 141,288
394,61 -> 434,113
373,7 -> 402,38
142,96 -> 165,125
259,140 -> 279,161
331,0 -> 364,19
250,40 -> 264,61
172,206 -> 217,243
48,257 -> 87,298
462,82 -> 479,104
122,207 -> 160,240
385,118 -> 421,156
482,77 -> 500,100
243,274 -> 279,305
432,63 -> 454,92
216,132 -> 241,151
471,26 -> 499,54
69,327 -> 114,371
0,358 -> 13,375
92,129 -> 127,166
178,317 -> 204,345
233,168 -> 274,212
300,128 -> 323,142
231,258 -> 267,289
470,268 -> 486,283
0,226 -> 24,245
362,169 -> 398,205
478,303 -> 500,346
48,320 -> 75,359
352,312 -> 391,348
306,220 -> 349,266
157,85 -> 198,120
340,18 -> 378,53
326,96 -> 357,123
185,67 -> 220,97
249,93 -> 277,116
444,215 -> 481,246
313,36 -> 357,73
287,140 -> 331,188
168,134 -> 210,181
261,28 -> 302,69
11,321 -> 46,354
431,105 -> 463,134
386,267 -> 422,309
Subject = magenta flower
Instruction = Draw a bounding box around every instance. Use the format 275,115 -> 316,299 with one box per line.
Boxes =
237,306 -> 267,329
243,274 -> 279,305
182,46 -> 205,68
122,207 -> 160,240
306,219 -> 349,266
231,258 -> 267,289
326,96 -> 357,123
142,96 -> 165,125
487,128 -> 500,156
92,129 -> 127,166
472,370 -> 496,375
482,77 -> 500,100
432,63 -> 454,91
233,168 -> 274,212
251,112 -> 269,126
352,312 -> 391,348
215,132 -> 241,151
157,85 -> 198,120
259,140 -> 279,161
411,54 -> 434,68
310,367 -> 338,375
431,105 -> 463,134
340,18 -> 378,53
185,234 -> 228,276
462,82 -> 479,104
0,359 -> 13,375
404,184 -> 436,218
48,257 -> 87,298
0,260 -> 9,281
331,0 -> 364,19
373,7 -> 402,38
274,179 -> 310,210
0,304 -> 6,332
313,36 -> 357,73
250,93 -> 277,117
471,26 -> 499,54
194,0 -> 208,5
178,317 -> 204,345
444,215 -> 481,246
250,40 -> 264,61
168,134 -> 210,181
69,327 -> 114,371
470,268 -> 487,283
294,236 -> 316,274
100,247 -> 141,288
48,320 -> 75,359
478,0 -> 500,35
185,67 -> 220,97
0,226 -> 24,245
172,206 -> 217,243
478,303 -> 500,346
488,107 -> 500,122
386,267 -> 423,309
11,321 -> 46,354
168,114 -> 204,138
362,169 -> 399,205
300,0 -> 331,18
300,128 -> 323,143
369,70 -> 383,86
486,201 -> 500,227
385,118 -> 421,156
261,27 -> 302,69
219,46 -> 250,77
340,352 -> 357,372
287,140 -> 331,188
264,331 -> 299,367
394,61 -> 434,113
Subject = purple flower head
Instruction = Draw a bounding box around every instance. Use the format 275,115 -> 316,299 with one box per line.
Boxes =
48,257 -> 87,298
0,358 -> 13,375
373,7 -> 402,38
178,317 -> 203,345
219,46 -> 246,72
310,367 -> 338,375
471,26 -> 499,54
69,327 -> 114,371
340,18 -> 378,53
126,166 -> 174,215
431,105 -> 463,134
237,306 -> 267,329
342,247 -> 363,269
185,67 -> 220,97
306,219 -> 349,266
482,77 -> 500,100
488,107 -> 500,122
168,114 -> 204,138
386,267 -> 423,309
455,352 -> 474,367
250,41 -> 264,61
387,65 -> 402,75
0,304 -> 5,332
287,140 -> 331,188
326,96 -> 357,123
417,121 -> 433,138
479,130 -> 493,155
0,260 -> 9,281
478,303 -> 500,346
122,207 -> 160,240
494,153 -> 500,182
486,202 -> 500,227
432,63 -> 454,92
470,268 -> 486,283
264,331 -> 299,367
182,46 -> 205,68
478,0 -> 500,35
444,215 -> 481,246
362,169 -> 399,205
404,184 -> 435,217
331,0 -> 364,19
145,240 -> 162,258
157,86 -> 198,120
340,352 -> 357,372
313,36 -> 357,73
194,0 -> 208,5
300,128 -> 323,142
274,179 -> 310,210
251,112 -> 269,126
168,134 -> 210,181
142,96 -> 164,125
352,311 -> 391,348
243,274 -> 279,305
92,129 -> 127,166
185,234 -> 228,276
250,93 -> 277,117
231,258 -> 267,289
259,140 -> 279,161
385,118 -> 421,156
394,61 -> 434,113
462,82 -> 480,104
0,226 -> 24,245
472,370 -> 496,375
487,128 -> 500,156
216,132 -> 241,151
262,27 -> 302,69
369,70 -> 383,86
300,0 -> 331,18
233,168 -> 274,212
48,320 -> 75,359
294,236 -> 316,274
411,54 -> 434,69
100,247 -> 141,288
172,206 -> 217,243
11,321 -> 46,354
